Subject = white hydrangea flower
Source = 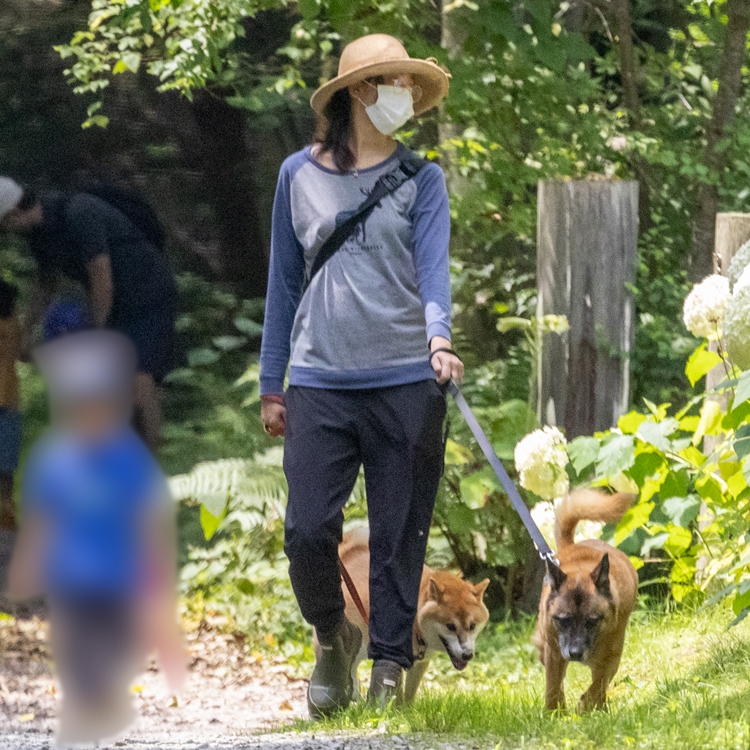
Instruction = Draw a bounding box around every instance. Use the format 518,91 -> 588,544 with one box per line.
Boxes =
682,274 -> 731,340
728,239 -> 750,290
735,265 -> 750,295
514,426 -> 569,501
726,282 -> 750,370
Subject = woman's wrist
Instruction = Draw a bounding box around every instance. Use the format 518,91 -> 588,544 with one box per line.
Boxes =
429,335 -> 452,353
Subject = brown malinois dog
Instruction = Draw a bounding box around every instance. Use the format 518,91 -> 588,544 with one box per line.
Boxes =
533,490 -> 638,712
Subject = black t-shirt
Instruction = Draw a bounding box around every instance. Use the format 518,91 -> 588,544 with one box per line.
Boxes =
29,192 -> 175,322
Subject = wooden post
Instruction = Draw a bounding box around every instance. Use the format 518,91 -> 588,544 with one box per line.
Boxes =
707,213 -> 750,393
697,213 -> 750,580
537,179 -> 639,438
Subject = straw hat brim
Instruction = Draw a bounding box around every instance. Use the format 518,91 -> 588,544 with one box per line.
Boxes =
311,58 -> 449,117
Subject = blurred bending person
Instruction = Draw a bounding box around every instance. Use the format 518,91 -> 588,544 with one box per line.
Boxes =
7,302 -> 185,746
0,176 -> 176,449
0,279 -> 22,531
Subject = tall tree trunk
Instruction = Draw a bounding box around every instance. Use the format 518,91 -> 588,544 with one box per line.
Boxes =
440,0 -> 468,195
689,0 -> 750,281
192,91 -> 268,298
609,0 -> 651,231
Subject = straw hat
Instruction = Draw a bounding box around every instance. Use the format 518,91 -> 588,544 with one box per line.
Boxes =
310,34 -> 450,117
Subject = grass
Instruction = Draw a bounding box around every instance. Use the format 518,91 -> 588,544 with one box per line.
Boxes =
291,606 -> 750,749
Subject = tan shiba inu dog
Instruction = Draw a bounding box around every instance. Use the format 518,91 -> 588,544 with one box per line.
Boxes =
533,490 -> 638,712
338,527 -> 490,702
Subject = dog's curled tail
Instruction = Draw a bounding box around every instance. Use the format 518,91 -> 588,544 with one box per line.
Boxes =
555,489 -> 635,550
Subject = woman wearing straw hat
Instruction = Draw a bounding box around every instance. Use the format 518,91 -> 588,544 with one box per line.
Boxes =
259,33 -> 463,717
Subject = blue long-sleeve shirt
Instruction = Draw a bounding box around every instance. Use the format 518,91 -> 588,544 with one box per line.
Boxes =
259,144 -> 452,396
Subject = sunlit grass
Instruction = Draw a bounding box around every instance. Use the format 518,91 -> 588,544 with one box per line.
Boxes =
289,607 -> 750,748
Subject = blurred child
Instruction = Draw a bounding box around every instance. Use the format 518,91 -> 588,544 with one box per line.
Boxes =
0,279 -> 22,531
7,301 -> 185,747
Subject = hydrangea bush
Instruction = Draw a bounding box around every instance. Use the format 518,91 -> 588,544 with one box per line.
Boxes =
509,261 -> 750,620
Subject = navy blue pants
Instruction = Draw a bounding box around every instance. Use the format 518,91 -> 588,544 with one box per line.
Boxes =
283,380 -> 447,669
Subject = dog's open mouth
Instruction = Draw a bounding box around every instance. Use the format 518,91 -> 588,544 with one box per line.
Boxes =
441,638 -> 470,671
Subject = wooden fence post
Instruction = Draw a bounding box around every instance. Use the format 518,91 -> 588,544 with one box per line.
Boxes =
537,179 -> 639,438
519,179 -> 639,615
707,214 -> 750,392
697,213 -> 750,580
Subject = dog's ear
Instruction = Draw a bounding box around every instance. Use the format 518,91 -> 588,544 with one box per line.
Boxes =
473,578 -> 490,601
546,560 -> 567,591
429,578 -> 445,603
591,553 -> 611,597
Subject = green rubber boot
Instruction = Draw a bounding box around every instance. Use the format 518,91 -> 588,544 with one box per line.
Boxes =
367,659 -> 404,709
308,618 -> 362,720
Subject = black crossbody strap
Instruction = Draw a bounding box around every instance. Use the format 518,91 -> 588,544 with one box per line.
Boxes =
301,156 -> 428,294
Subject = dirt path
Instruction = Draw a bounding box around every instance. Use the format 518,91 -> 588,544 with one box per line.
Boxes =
0,619 -> 490,750
0,616 -> 311,748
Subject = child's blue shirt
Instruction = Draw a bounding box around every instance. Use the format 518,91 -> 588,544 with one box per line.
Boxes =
22,426 -> 167,597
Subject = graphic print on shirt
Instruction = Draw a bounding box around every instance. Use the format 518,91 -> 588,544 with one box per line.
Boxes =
335,185 -> 385,256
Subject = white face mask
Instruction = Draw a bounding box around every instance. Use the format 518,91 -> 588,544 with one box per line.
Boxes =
364,85 -> 414,135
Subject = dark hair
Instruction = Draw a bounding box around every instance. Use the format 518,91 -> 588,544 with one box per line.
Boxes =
17,187 -> 38,212
318,88 -> 356,174
0,279 -> 19,318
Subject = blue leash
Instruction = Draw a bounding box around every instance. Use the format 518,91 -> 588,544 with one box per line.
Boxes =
448,380 -> 558,564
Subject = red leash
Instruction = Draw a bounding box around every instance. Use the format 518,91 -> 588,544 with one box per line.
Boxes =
338,557 -> 369,626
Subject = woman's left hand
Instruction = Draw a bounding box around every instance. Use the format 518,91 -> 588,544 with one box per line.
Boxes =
430,337 -> 464,384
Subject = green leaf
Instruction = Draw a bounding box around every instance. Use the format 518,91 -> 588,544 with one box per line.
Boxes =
725,400 -> 750,430
187,347 -> 221,367
736,371 -> 750,406
233,317 -> 264,337
200,503 -> 223,541
122,51 -> 142,73
298,0 -> 320,21
696,475 -> 722,505
445,439 -> 474,466
637,418 -> 678,452
661,468 -> 689,499
212,335 -> 247,351
661,495 -> 701,527
734,424 -> 750,459
445,503 -> 475,534
566,436 -> 600,475
614,501 -> 654,545
693,399 -> 723,446
733,581 -> 750,615
596,435 -> 635,478
459,467 -> 498,509
685,343 -> 722,387
618,411 -> 647,435
328,0 -> 352,31
628,451 -> 667,487
496,316 -> 532,333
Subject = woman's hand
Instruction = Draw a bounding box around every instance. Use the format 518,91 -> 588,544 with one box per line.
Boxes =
261,398 -> 287,438
430,336 -> 464,385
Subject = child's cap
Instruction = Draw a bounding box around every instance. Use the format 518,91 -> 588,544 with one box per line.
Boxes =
42,299 -> 91,341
